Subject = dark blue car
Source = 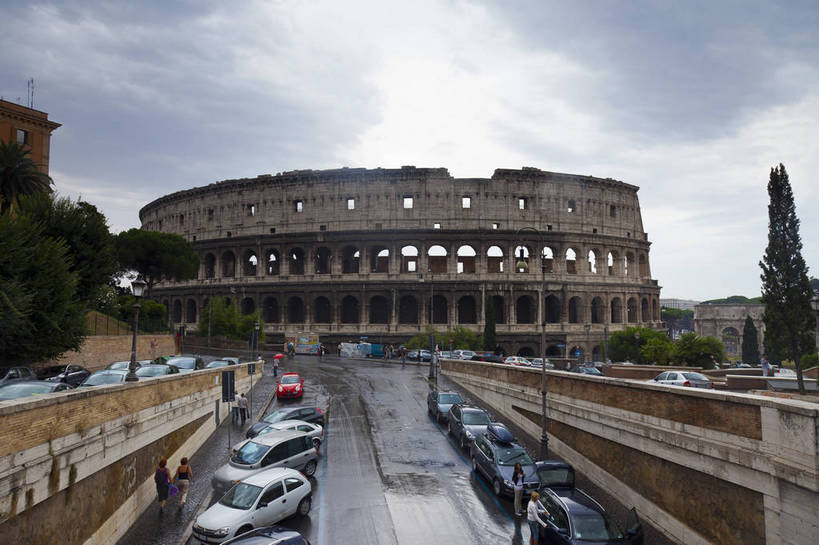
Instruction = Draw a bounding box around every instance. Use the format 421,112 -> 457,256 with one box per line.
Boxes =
470,424 -> 540,497
538,487 -> 643,544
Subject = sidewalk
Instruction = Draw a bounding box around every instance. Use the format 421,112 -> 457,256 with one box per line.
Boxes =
116,361 -> 276,545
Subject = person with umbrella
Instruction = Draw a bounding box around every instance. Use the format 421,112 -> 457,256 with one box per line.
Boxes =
272,353 -> 284,376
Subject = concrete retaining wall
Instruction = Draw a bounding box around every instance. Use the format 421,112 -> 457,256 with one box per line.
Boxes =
441,359 -> 819,545
0,364 -> 259,545
40,334 -> 178,372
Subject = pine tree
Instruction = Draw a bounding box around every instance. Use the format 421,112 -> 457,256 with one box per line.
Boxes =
483,294 -> 497,350
759,164 -> 815,393
741,315 -> 760,365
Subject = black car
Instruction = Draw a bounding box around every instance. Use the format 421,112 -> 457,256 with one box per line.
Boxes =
0,366 -> 36,387
37,364 -> 91,387
0,380 -> 74,400
222,524 -> 311,545
470,424 -> 540,497
536,460 -> 576,491
446,403 -> 493,448
246,406 -> 325,439
165,356 -> 205,373
427,390 -> 463,421
538,487 -> 644,544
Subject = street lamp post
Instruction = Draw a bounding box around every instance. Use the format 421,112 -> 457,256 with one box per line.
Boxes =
125,276 -> 147,382
515,226 -> 549,459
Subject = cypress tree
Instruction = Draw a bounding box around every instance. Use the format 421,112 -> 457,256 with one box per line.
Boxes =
483,294 -> 497,350
741,315 -> 760,365
759,164 -> 815,393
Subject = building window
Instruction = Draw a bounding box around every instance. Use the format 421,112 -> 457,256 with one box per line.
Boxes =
567,200 -> 576,213
610,204 -> 617,217
403,196 -> 413,209
295,200 -> 304,213
519,197 -> 527,210
320,225 -> 327,231
247,204 -> 256,217
462,196 -> 471,209
179,214 -> 184,225
16,129 -> 29,145
433,223 -> 441,229
347,198 -> 355,210
207,208 -> 214,220
492,223 -> 500,230
269,227 -> 276,234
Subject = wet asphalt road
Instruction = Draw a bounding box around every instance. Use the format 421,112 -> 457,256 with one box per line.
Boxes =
119,355 -> 673,545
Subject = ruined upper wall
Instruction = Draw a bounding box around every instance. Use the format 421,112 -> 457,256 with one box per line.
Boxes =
139,166 -> 647,244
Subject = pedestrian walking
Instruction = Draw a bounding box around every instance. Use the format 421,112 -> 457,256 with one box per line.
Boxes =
238,393 -> 248,425
527,491 -> 549,545
173,457 -> 193,508
513,462 -> 525,516
154,457 -> 172,510
273,357 -> 279,377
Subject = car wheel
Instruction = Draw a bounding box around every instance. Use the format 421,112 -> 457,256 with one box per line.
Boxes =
303,459 -> 317,477
312,437 -> 321,450
297,495 -> 312,516
492,479 -> 502,497
236,525 -> 253,536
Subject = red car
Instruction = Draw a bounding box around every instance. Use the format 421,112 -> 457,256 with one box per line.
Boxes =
276,372 -> 304,399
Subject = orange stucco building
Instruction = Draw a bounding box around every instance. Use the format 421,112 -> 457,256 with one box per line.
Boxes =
0,99 -> 61,173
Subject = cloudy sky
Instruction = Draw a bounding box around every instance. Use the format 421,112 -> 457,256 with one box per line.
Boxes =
2,0 -> 818,300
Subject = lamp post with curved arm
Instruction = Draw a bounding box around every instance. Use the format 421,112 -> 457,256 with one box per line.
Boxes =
125,275 -> 147,382
515,226 -> 549,459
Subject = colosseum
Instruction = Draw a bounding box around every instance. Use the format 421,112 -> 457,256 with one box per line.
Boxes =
140,166 -> 662,358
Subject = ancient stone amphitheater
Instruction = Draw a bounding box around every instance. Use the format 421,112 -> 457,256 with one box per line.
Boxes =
140,166 -> 662,357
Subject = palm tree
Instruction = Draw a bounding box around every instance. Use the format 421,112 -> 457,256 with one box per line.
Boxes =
0,140 -> 53,216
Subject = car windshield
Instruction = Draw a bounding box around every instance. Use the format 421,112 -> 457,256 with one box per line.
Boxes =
207,360 -> 229,368
0,383 -> 52,399
281,375 -> 300,384
262,409 -> 293,424
107,362 -> 130,370
462,411 -> 491,425
83,372 -> 125,386
538,467 -> 574,488
438,394 -> 462,404
498,448 -> 533,466
571,513 -> 624,541
232,441 -> 268,465
136,366 -> 167,377
170,358 -> 196,369
218,482 -> 262,510
682,372 -> 708,381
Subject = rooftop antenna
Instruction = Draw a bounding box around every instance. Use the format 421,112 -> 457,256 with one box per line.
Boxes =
27,78 -> 34,108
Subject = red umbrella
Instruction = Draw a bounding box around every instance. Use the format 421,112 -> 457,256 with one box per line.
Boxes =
273,353 -> 285,360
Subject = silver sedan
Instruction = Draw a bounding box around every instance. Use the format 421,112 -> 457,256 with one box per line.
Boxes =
233,419 -> 324,452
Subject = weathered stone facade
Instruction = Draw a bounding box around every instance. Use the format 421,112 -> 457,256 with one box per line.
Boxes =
140,166 -> 662,356
694,303 -> 765,358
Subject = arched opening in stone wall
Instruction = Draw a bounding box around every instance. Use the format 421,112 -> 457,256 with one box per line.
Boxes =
518,346 -> 535,357
608,251 -> 617,276
315,247 -> 331,274
458,295 -> 477,324
342,246 -> 360,274
457,245 -> 476,274
370,246 -> 389,273
492,295 -> 505,323
289,248 -> 305,275
204,253 -> 215,279
487,245 -> 504,273
542,247 -> 555,273
641,298 -> 650,322
565,248 -> 577,275
428,245 -> 448,273
173,300 -> 182,323
591,297 -> 604,324
221,251 -> 236,278
266,249 -> 280,276
516,295 -> 535,324
627,297 -> 638,323
722,327 -> 740,355
545,294 -> 561,323
428,294 -> 448,324
611,297 -> 623,323
652,299 -> 659,321
241,297 -> 256,315
513,245 -> 531,273
546,345 -> 562,356
639,254 -> 648,278
625,252 -> 634,277
399,295 -> 419,324
263,297 -> 279,323
588,249 -> 599,274
341,295 -> 360,323
401,245 -> 419,273
568,296 -> 583,323
287,297 -> 305,323
369,295 -> 390,324
314,296 -> 331,323
243,250 -> 257,276
186,299 -> 197,323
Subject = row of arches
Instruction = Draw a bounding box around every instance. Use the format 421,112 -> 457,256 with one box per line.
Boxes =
167,293 -> 660,326
201,244 -> 650,279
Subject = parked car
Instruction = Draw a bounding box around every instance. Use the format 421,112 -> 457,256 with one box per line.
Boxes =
454,350 -> 476,360
651,371 -> 713,389
221,524 -> 311,545
427,390 -> 464,421
165,356 -> 205,373
276,373 -> 304,399
246,406 -> 325,439
224,357 -> 241,365
570,366 -> 603,376
206,360 -> 236,369
0,380 -> 74,401
79,369 -> 128,387
440,351 -> 452,359
504,356 -> 532,366
529,358 -> 555,369
136,363 -> 180,377
446,403 -> 493,448
236,420 -> 324,452
106,360 -> 151,371
195,468 -> 312,544
151,355 -> 174,365
37,364 -> 91,387
0,366 -> 36,387
211,430 -> 318,497
538,487 -> 644,544
470,424 -> 540,497
419,349 -> 432,362
773,367 -> 797,377
407,350 -> 419,361
536,460 -> 576,491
